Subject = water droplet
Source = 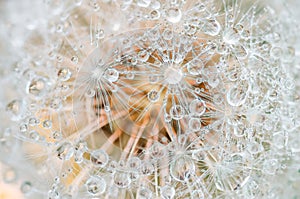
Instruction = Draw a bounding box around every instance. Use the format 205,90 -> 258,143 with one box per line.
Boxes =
170,105 -> 185,120
202,19 -> 221,36
150,10 -> 160,20
27,77 -> 48,97
114,172 -> 131,188
20,181 -> 32,193
95,29 -> 105,40
170,155 -> 195,182
148,90 -> 160,102
162,28 -> 173,40
56,142 -> 74,160
104,68 -> 119,82
189,118 -> 201,131
86,175 -> 106,195
85,88 -> 96,98
192,190 -> 204,199
189,99 -> 206,116
187,60 -> 204,75
6,100 -> 26,121
226,82 -> 249,106
57,68 -> 72,81
48,189 -> 60,199
90,149 -> 109,168
43,120 -> 52,129
137,0 -> 151,7
52,131 -> 62,140
140,162 -> 154,175
160,185 -> 175,199
166,7 -> 182,23
223,28 -> 239,45
3,168 -> 17,183
71,55 -> 78,64
138,50 -> 150,62
138,187 -> 153,199
234,45 -> 248,59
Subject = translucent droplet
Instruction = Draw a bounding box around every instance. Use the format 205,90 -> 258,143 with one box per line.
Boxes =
234,45 -> 248,59
71,55 -> 78,64
95,29 -> 105,40
140,162 -> 154,175
160,185 -> 175,199
192,190 -> 204,199
127,157 -> 141,169
29,130 -> 39,141
86,175 -> 106,195
114,172 -> 131,188
27,78 -> 48,97
187,60 -> 204,75
104,68 -> 119,82
162,28 -> 173,40
50,98 -> 62,110
52,131 -> 62,140
189,99 -> 206,116
48,189 -> 60,199
170,155 -> 195,182
56,142 -> 74,160
150,10 -> 160,20
226,83 -> 249,107
85,88 -> 96,98
223,28 -> 239,45
138,50 -> 150,62
262,159 -> 278,175
6,100 -> 26,121
170,105 -> 185,120
166,7 -> 182,23
20,181 -> 32,193
57,68 -> 72,81
90,149 -> 109,168
43,120 -> 52,129
203,19 -> 221,36
189,118 -> 201,131
137,0 -> 151,7
3,168 -> 17,183
148,90 -> 160,102
138,187 -> 153,199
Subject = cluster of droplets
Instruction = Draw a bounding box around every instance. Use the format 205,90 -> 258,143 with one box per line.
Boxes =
1,0 -> 300,198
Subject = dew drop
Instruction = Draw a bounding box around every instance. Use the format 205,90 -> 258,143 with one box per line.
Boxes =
85,88 -> 96,98
170,155 -> 195,182
138,50 -> 150,62
148,90 -> 160,102
187,60 -> 204,75
137,0 -> 151,7
166,7 -> 182,23
114,172 -> 131,188
43,120 -> 52,129
6,100 -> 26,121
226,82 -> 249,107
161,185 -> 175,199
104,68 -> 119,82
3,168 -> 17,183
189,99 -> 206,116
150,10 -> 160,20
27,77 -> 48,97
233,45 -> 248,59
170,105 -> 185,120
56,142 -> 74,160
202,19 -> 221,36
189,117 -> 201,131
90,149 -> 109,168
138,187 -> 153,199
86,175 -> 106,195
57,68 -> 72,81
140,162 -> 154,175
20,181 -> 32,193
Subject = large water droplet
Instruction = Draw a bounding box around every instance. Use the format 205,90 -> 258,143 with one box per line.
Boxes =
86,175 -> 106,195
57,68 -> 72,81
170,155 -> 195,182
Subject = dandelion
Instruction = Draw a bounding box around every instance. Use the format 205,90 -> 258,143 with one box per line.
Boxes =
0,0 -> 300,198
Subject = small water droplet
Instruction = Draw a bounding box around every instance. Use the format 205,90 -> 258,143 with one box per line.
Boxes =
148,90 -> 160,102
161,185 -> 175,199
86,175 -> 106,195
104,68 -> 119,82
166,7 -> 182,23
170,105 -> 185,120
90,149 -> 109,168
189,99 -> 206,116
226,82 -> 249,106
189,118 -> 201,131
57,142 -> 74,160
137,0 -> 151,7
202,19 -> 221,36
43,120 -> 52,129
20,181 -> 32,193
57,68 -> 72,81
114,172 -> 131,188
